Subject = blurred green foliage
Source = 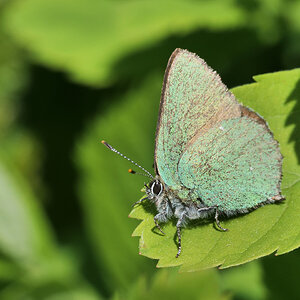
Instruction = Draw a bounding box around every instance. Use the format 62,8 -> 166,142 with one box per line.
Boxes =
0,0 -> 299,299
2,0 -> 245,86
112,269 -> 228,300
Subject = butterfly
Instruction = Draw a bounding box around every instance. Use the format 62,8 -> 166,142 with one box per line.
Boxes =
102,48 -> 283,258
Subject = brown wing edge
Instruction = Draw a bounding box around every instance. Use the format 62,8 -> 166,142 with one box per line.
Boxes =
154,48 -> 182,176
240,105 -> 284,201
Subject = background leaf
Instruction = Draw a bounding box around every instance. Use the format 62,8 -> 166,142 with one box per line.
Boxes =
2,0 -> 246,86
0,156 -> 101,299
113,268 -> 227,300
262,248 -> 300,300
220,260 -> 267,300
0,23 -> 38,182
0,17 -> 101,295
129,68 -> 300,271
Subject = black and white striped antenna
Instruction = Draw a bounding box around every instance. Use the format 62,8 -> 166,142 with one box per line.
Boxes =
101,140 -> 154,179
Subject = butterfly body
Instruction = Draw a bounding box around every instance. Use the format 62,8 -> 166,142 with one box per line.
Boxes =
149,186 -> 214,223
146,178 -> 202,221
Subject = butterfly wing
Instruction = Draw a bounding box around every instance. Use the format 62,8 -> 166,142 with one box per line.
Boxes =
177,116 -> 282,212
155,49 -> 241,187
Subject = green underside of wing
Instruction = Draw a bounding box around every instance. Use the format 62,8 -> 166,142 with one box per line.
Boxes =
178,117 -> 282,211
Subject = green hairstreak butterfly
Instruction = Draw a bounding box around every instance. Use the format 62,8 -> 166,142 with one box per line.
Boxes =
102,48 -> 283,258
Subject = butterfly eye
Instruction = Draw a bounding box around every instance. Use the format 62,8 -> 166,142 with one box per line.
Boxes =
151,181 -> 163,196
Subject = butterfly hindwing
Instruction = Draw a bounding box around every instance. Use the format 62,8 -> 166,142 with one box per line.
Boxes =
177,117 -> 282,212
155,49 -> 241,188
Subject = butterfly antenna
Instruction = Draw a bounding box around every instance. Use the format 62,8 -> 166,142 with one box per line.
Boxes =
128,168 -> 152,178
101,140 -> 154,179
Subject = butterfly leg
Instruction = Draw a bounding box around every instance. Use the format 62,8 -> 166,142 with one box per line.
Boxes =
131,196 -> 148,207
176,213 -> 186,258
154,214 -> 166,235
214,207 -> 228,232
153,200 -> 173,235
198,206 -> 214,213
198,206 -> 228,231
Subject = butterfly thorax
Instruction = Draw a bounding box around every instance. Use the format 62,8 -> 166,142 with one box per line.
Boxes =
145,177 -> 213,225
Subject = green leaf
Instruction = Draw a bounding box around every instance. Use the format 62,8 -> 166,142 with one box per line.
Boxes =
2,0 -> 245,86
0,20 -> 102,298
130,68 -> 300,271
0,19 -> 41,186
0,157 -> 56,265
0,156 -> 103,299
262,248 -> 300,300
113,268 -> 227,300
280,1 -> 300,67
220,261 -> 267,300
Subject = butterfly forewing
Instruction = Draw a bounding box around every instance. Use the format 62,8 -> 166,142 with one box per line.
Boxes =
155,49 -> 241,187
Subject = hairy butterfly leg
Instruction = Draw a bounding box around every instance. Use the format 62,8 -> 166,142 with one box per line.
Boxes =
154,213 -> 167,235
214,207 -> 228,232
176,213 -> 187,258
153,198 -> 173,235
198,205 -> 228,232
132,196 -> 148,207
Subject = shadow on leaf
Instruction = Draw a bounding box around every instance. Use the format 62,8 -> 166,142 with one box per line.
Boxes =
285,78 -> 300,164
